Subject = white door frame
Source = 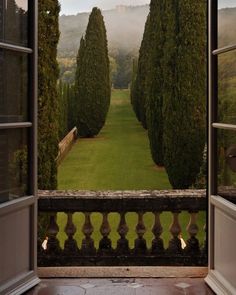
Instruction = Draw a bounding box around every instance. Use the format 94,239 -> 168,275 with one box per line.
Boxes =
205,1 -> 236,294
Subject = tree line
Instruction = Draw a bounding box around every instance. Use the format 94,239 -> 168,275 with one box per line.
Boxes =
131,0 -> 206,189
38,3 -> 110,189
38,0 -> 206,191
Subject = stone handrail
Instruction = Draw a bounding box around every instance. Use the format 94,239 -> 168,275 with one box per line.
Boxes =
38,190 -> 207,267
56,127 -> 77,165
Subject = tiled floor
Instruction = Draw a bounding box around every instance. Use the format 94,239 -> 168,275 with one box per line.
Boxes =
25,278 -> 215,295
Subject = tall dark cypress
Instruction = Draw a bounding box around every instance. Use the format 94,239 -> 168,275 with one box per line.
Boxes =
67,84 -> 77,131
58,80 -> 69,140
163,0 -> 206,188
38,0 -> 60,189
131,14 -> 151,129
130,57 -> 138,114
75,8 -> 111,137
146,0 -> 166,166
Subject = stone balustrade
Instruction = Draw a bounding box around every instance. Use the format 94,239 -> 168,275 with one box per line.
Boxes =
38,190 -> 207,267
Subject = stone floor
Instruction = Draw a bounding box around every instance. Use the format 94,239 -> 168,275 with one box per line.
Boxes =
25,278 -> 215,295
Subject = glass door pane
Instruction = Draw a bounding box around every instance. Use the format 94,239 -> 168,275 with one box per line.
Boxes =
218,0 -> 236,48
0,49 -> 28,123
0,0 -> 28,46
217,128 -> 236,204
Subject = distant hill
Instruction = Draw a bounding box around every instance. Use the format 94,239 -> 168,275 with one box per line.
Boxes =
58,6 -> 236,85
58,5 -> 149,58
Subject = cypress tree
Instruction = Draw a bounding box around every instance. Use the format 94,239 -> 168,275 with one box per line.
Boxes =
163,0 -> 206,188
130,57 -> 138,115
131,14 -> 151,129
67,84 -> 77,130
58,80 -> 69,140
146,0 -> 166,166
38,0 -> 60,189
75,8 -> 111,137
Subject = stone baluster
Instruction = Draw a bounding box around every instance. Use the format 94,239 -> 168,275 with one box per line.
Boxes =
185,211 -> 200,254
134,212 -> 147,254
46,213 -> 61,254
99,212 -> 112,254
81,212 -> 96,255
151,211 -> 164,254
167,211 -> 182,254
64,212 -> 79,255
116,212 -> 129,254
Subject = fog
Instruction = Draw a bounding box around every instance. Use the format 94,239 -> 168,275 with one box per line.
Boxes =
105,5 -> 149,52
58,5 -> 150,57
218,7 -> 236,47
218,0 -> 236,9
59,0 -> 149,15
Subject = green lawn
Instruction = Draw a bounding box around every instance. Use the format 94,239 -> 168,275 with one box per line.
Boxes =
57,89 -> 206,249
58,89 -> 170,190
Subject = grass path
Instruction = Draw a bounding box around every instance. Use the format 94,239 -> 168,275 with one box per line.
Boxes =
57,89 -> 205,249
58,89 -> 170,190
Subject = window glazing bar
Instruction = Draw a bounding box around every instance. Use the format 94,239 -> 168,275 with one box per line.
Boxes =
0,122 -> 32,129
213,44 -> 236,55
212,122 -> 236,130
0,42 -> 32,54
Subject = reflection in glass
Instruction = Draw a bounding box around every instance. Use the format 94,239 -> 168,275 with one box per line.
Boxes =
0,49 -> 28,123
0,0 -> 28,46
0,129 -> 28,204
217,129 -> 236,204
218,50 -> 236,124
218,1 -> 236,48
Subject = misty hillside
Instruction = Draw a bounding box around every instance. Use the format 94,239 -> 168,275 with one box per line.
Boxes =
58,6 -> 236,85
58,5 -> 149,57
218,7 -> 236,47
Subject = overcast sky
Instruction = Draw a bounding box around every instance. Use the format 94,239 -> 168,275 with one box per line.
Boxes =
218,0 -> 236,8
59,0 -> 236,15
59,0 -> 150,15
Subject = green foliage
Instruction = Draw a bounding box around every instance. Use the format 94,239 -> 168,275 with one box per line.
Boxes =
195,144 -> 207,189
130,57 -> 138,116
75,8 -> 111,137
58,57 -> 76,84
145,1 -> 167,166
163,0 -> 206,188
131,14 -> 151,129
58,80 -> 68,140
58,80 -> 78,139
112,50 -> 134,89
67,84 -> 77,131
38,0 -> 60,189
109,56 -> 118,86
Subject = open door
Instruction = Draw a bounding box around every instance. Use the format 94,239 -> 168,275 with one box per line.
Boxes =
206,0 -> 236,294
0,1 -> 39,294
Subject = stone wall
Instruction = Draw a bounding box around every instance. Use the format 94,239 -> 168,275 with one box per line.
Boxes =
56,127 -> 77,166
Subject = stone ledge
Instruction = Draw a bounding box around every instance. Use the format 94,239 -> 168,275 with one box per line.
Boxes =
38,266 -> 208,278
38,189 -> 206,212
38,189 -> 206,199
